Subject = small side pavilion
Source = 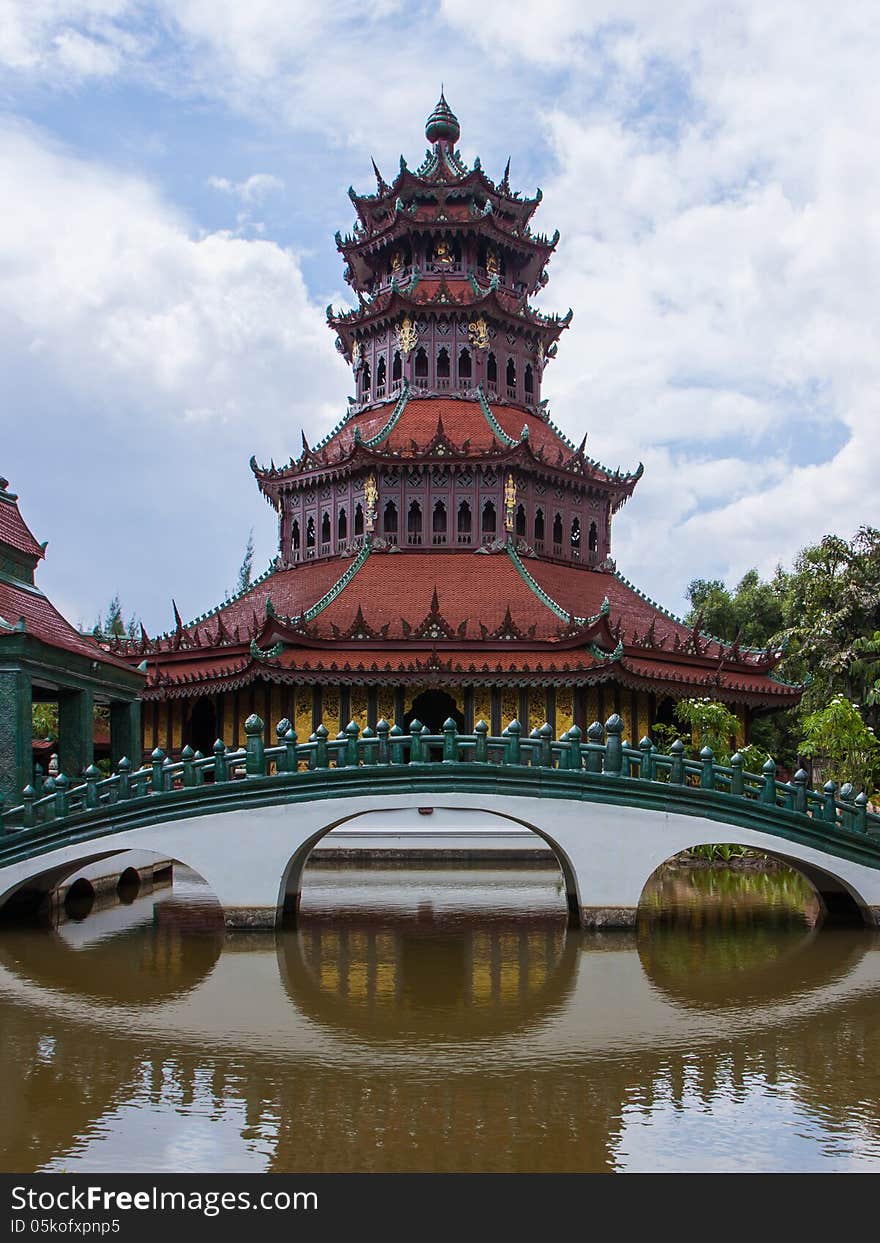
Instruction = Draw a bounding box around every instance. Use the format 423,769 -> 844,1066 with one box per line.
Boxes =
0,476 -> 144,809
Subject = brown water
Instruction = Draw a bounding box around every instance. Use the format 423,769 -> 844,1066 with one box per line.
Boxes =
2,859 -> 880,1173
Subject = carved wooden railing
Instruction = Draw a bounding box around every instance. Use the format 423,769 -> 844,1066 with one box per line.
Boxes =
1,714 -> 878,864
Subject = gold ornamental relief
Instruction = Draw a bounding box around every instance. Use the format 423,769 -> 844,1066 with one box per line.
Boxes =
397,316 -> 418,357
364,472 -> 378,531
351,340 -> 361,368
468,315 -> 489,352
504,473 -> 517,531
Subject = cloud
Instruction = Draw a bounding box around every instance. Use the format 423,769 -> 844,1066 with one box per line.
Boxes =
0,117 -> 349,630
207,173 -> 284,203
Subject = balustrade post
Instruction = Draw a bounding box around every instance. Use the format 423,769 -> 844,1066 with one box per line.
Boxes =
283,727 -> 298,773
823,780 -> 838,824
117,756 -> 132,800
346,721 -> 361,767
151,748 -> 165,794
443,718 -> 458,763
855,792 -> 869,833
33,763 -> 44,798
557,732 -> 571,770
314,724 -> 329,769
604,715 -> 623,776
361,726 -> 376,765
538,723 -> 553,767
54,772 -> 69,819
409,719 -> 424,764
22,784 -> 36,828
700,746 -> 715,790
335,731 -> 347,768
670,738 -> 685,784
42,776 -> 56,817
182,745 -> 196,788
567,724 -> 583,771
84,765 -> 101,810
244,714 -> 265,777
389,724 -> 404,765
193,751 -> 205,784
213,740 -> 228,783
639,737 -> 654,781
162,756 -> 175,793
474,720 -> 488,763
275,719 -> 292,772
586,721 -> 604,773
761,758 -> 777,805
839,782 -> 855,832
505,720 -> 521,765
377,719 -> 390,764
792,768 -> 808,814
730,752 -> 744,798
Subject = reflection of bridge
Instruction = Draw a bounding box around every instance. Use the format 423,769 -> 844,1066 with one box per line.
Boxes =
2,713 -> 880,928
2,902 -> 880,1172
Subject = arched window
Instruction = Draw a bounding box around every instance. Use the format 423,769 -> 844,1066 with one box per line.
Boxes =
292,519 -> 300,559
436,347 -> 450,388
376,355 -> 386,395
524,363 -> 534,396
321,511 -> 331,547
506,357 -> 516,395
362,361 -> 371,395
515,503 -> 526,538
457,499 -> 472,543
407,500 -> 423,545
354,503 -> 364,537
534,508 -> 545,545
482,499 -> 497,541
552,512 -> 563,548
487,352 -> 497,386
432,500 -> 447,544
414,347 -> 428,386
570,515 -> 580,559
392,351 -> 402,383
458,347 -> 472,387
384,500 -> 398,536
337,507 -> 347,542
589,521 -> 598,554
306,516 -> 315,550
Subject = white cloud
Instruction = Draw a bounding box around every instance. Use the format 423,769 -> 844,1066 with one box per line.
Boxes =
207,173 -> 284,203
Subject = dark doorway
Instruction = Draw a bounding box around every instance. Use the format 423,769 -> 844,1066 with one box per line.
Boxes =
403,689 -> 465,734
188,696 -> 216,756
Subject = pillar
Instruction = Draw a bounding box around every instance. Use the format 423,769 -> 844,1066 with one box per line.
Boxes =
110,699 -> 141,768
0,668 -> 32,808
58,687 -> 94,779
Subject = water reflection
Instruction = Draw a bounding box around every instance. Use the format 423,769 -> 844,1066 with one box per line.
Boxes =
1,862 -> 880,1172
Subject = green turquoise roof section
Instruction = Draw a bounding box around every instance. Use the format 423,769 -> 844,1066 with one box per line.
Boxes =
363,381 -> 411,448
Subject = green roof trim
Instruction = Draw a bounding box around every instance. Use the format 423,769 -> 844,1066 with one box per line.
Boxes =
506,539 -> 608,633
475,386 -> 517,447
364,381 -> 411,448
303,539 -> 372,623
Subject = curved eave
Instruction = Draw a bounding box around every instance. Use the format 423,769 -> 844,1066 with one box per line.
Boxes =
349,163 -> 542,234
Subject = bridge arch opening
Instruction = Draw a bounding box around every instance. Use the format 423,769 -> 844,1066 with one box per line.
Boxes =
637,845 -> 868,931
0,849 -> 224,932
279,805 -> 583,931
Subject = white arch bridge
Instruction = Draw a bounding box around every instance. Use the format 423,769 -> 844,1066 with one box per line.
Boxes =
2,713 -> 879,929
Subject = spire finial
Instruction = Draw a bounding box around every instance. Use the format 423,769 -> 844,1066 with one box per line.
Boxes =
425,89 -> 460,146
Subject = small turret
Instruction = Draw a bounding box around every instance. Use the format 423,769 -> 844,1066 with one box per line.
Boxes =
425,89 -> 460,146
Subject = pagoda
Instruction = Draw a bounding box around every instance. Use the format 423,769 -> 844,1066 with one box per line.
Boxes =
119,95 -> 801,758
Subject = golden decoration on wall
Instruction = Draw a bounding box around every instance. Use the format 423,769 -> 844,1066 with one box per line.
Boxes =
433,238 -> 453,267
504,473 -> 517,531
391,250 -> 403,272
397,315 -> 418,357
363,472 -> 378,531
351,340 -> 361,368
486,248 -> 500,275
467,315 -> 489,351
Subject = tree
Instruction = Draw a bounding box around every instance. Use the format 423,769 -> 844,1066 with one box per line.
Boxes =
237,529 -> 255,595
93,594 -> 139,639
673,698 -> 741,763
797,696 -> 880,795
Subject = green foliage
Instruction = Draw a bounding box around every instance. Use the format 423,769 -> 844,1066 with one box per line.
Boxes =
93,593 -> 139,640
797,695 -> 880,795
686,568 -> 786,647
674,698 -> 740,762
32,703 -> 58,741
237,529 -> 255,595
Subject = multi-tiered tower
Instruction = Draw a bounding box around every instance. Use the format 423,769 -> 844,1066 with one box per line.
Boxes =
121,97 -> 800,758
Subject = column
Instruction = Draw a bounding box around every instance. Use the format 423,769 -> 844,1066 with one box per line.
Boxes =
58,687 -> 94,779
0,668 -> 32,809
110,698 -> 142,768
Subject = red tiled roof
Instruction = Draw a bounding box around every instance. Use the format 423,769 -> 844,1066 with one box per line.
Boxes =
185,558 -> 349,643
0,578 -> 134,668
318,395 -> 573,460
0,494 -> 44,561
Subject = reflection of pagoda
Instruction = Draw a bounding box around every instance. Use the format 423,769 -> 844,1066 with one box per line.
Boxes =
121,95 -> 801,758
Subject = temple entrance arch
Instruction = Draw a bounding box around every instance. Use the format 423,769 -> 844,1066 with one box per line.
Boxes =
403,689 -> 464,734
187,696 -> 216,757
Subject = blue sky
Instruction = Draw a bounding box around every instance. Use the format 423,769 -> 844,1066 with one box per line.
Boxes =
1,2 -> 877,633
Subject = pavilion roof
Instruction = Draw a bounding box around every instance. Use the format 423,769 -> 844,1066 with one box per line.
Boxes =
0,479 -> 45,563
